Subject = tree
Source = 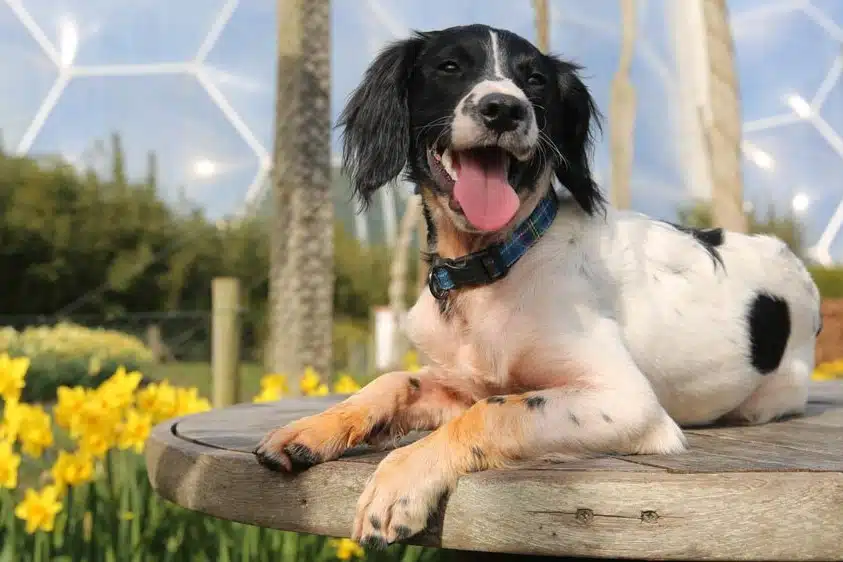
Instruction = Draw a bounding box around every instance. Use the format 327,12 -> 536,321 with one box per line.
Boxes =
267,0 -> 334,386
609,0 -> 637,210
699,0 -> 747,232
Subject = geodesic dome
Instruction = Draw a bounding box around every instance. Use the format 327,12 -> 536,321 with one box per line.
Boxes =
0,0 -> 840,261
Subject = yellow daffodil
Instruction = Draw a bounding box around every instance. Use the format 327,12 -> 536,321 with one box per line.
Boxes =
117,409 -> 152,453
77,428 -> 115,459
97,366 -> 143,410
300,367 -> 323,395
15,485 -> 62,534
137,381 -> 178,423
174,387 -> 211,417
333,373 -> 361,394
68,391 -> 121,441
0,439 -> 21,489
402,350 -> 421,373
0,353 -> 29,402
0,398 -> 23,442
54,386 -> 88,430
813,359 -> 843,381
17,404 -> 53,459
51,449 -> 93,490
331,538 -> 364,560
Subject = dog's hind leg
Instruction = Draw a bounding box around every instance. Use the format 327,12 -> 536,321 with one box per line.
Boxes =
254,368 -> 478,472
721,342 -> 815,425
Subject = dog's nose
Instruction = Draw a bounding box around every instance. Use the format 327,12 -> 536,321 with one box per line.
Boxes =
477,93 -> 528,133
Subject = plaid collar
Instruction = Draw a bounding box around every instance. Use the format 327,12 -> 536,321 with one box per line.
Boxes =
427,190 -> 559,300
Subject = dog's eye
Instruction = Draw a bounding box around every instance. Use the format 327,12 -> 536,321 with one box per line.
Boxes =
527,73 -> 547,87
437,60 -> 461,74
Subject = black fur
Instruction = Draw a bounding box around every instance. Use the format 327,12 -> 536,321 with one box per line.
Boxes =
338,24 -> 604,216
747,293 -> 791,375
665,222 -> 725,269
486,395 -> 506,404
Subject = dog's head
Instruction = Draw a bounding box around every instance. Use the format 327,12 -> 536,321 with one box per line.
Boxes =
339,24 -> 603,235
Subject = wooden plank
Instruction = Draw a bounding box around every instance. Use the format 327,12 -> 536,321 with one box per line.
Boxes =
623,433 -> 843,473
808,380 -> 843,405
146,420 -> 843,561
685,420 -> 843,456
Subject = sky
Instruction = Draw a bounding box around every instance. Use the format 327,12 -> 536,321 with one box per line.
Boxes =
0,0 -> 841,260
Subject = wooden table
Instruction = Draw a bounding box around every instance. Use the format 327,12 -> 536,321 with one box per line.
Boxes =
146,381 -> 843,561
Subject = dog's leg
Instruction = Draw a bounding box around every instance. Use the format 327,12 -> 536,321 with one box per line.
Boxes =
351,323 -> 687,546
254,368 -> 478,471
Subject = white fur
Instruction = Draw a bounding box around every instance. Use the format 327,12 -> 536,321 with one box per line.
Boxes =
405,196 -> 821,456
450,33 -> 539,160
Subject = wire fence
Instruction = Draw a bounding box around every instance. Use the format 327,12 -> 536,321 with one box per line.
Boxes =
0,309 -> 376,380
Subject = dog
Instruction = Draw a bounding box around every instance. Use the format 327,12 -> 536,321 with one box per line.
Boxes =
255,24 -> 822,547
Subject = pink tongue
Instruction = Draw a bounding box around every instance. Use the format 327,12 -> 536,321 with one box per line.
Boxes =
453,151 -> 520,231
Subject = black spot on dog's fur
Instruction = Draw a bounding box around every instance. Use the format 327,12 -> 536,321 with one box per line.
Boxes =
664,222 -> 725,270
362,534 -> 388,550
398,497 -> 409,506
568,411 -> 581,426
524,395 -> 547,410
601,412 -> 613,423
748,293 -> 791,375
393,525 -> 413,541
408,377 -> 421,390
369,515 -> 382,530
283,443 -> 321,470
470,445 -> 485,461
487,396 -> 506,404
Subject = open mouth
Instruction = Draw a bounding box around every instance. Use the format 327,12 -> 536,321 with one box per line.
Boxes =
427,146 -> 526,232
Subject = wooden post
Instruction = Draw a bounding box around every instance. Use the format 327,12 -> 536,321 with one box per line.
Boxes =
212,277 -> 241,407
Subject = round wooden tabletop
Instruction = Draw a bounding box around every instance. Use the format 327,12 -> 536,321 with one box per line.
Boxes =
145,381 -> 843,560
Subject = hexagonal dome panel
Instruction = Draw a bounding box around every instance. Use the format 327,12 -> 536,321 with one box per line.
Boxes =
731,6 -> 840,122
742,122 -> 843,248
810,0 -> 843,31
22,0 -> 229,65
0,2 -> 58,150
28,74 -> 259,219
820,70 -> 843,134
203,0 -> 276,153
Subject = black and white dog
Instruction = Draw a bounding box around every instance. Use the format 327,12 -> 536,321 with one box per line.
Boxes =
256,24 -> 822,547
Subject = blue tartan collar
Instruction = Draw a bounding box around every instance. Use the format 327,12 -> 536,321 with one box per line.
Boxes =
427,190 -> 559,300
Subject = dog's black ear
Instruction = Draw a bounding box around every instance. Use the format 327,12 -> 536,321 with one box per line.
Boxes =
338,35 -> 425,208
549,59 -> 605,216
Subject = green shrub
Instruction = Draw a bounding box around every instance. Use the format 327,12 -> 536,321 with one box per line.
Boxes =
809,266 -> 843,300
0,323 -> 154,402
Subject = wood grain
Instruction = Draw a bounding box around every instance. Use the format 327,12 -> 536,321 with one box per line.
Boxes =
146,381 -> 843,560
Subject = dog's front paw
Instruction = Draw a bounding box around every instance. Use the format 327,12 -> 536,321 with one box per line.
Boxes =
351,440 -> 455,548
254,408 -> 369,472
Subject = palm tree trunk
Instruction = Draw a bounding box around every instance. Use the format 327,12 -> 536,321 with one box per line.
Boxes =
268,0 -> 333,390
609,0 -> 637,210
388,193 -> 422,370
532,0 -> 549,52
700,0 -> 747,233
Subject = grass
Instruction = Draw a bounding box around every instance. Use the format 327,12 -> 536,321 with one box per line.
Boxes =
144,361 -> 265,402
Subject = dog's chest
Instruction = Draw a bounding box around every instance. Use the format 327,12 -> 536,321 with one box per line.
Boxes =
404,272 -> 562,391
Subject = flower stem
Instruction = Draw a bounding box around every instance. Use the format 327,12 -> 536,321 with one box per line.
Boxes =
105,451 -> 119,556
